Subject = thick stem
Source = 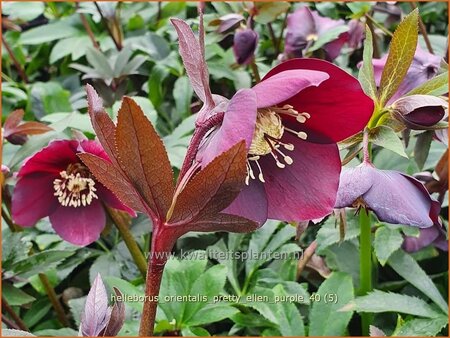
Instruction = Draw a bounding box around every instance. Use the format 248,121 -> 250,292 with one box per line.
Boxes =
138,225 -> 179,336
2,297 -> 29,331
359,211 -> 373,336
38,273 -> 70,327
107,207 -> 147,278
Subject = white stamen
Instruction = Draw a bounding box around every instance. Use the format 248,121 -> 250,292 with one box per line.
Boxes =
53,170 -> 98,208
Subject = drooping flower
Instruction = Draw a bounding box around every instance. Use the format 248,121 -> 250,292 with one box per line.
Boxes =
233,28 -> 258,65
335,161 -> 441,228
284,6 -> 349,61
12,139 -> 135,246
171,18 -> 373,225
402,223 -> 448,253
373,46 -> 443,103
390,94 -> 447,130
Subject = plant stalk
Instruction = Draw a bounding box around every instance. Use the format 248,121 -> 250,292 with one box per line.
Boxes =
38,273 -> 70,327
410,2 -> 434,54
359,210 -> 373,336
2,297 -> 29,331
107,207 -> 147,278
1,35 -> 28,83
249,58 -> 261,83
296,240 -> 317,280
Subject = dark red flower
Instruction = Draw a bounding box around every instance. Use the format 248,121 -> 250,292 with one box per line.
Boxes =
12,139 -> 135,246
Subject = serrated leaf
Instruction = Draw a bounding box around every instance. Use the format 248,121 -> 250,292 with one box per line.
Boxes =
374,226 -> 404,265
2,282 -> 36,306
378,9 -> 419,106
388,250 -> 448,314
393,316 -> 448,336
170,18 -> 213,107
358,25 -> 377,99
341,290 -> 440,318
11,250 -> 74,278
406,71 -> 449,96
167,141 -> 247,224
316,214 -> 360,254
1,329 -> 35,337
115,96 -> 175,219
187,303 -> 239,327
81,274 -> 110,337
309,272 -> 354,336
370,125 -> 408,158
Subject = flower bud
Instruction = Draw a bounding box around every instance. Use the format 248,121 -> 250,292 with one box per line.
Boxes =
233,28 -> 258,65
391,94 -> 447,129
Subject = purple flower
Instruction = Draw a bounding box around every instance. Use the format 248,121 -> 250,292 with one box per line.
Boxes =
373,46 -> 443,103
335,162 -> 441,228
12,139 -> 135,246
402,223 -> 448,253
195,58 -> 373,224
284,6 -> 349,61
233,28 -> 258,65
171,18 -> 373,225
391,94 -> 447,130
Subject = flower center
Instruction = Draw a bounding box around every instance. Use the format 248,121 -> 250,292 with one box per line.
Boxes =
53,163 -> 98,207
246,105 -> 310,185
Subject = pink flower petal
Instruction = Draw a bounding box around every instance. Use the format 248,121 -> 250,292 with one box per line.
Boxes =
49,199 -> 106,246
12,173 -> 59,227
97,185 -> 136,217
252,69 -> 329,108
261,134 -> 341,221
197,88 -> 257,166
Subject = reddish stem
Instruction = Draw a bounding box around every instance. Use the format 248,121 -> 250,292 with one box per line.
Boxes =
138,224 -> 181,336
362,129 -> 371,164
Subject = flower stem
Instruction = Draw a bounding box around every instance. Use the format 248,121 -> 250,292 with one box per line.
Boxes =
359,210 -> 373,336
38,273 -> 71,327
107,207 -> 147,278
138,225 -> 178,336
1,297 -> 29,331
267,23 -> 278,53
249,58 -> 261,83
362,128 -> 371,163
94,1 -> 122,50
1,35 -> 28,83
296,240 -> 317,280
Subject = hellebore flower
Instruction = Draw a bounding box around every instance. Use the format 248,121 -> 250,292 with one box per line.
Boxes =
347,19 -> 365,50
233,28 -> 258,65
12,139 -> 134,246
284,6 -> 349,61
196,59 -> 373,223
335,162 -> 441,228
402,223 -> 448,253
373,46 -> 443,103
171,19 -> 372,225
216,13 -> 245,34
390,94 -> 447,130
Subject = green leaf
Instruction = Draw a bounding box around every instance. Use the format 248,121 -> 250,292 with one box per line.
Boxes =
347,2 -> 374,18
163,114 -> 196,169
104,276 -> 144,312
341,290 -> 440,318
374,226 -> 404,265
187,304 -> 240,327
1,231 -> 32,270
41,112 -> 94,133
131,33 -> 171,61
316,213 -> 361,254
358,25 -> 377,99
370,125 -> 408,158
33,328 -> 79,337
184,265 -> 227,323
89,253 -> 122,284
85,47 -> 114,79
23,298 -> 52,328
112,96 -> 157,125
11,250 -> 75,279
3,2 -> 45,21
309,26 -> 349,53
21,20 -> 79,45
378,9 -> 419,106
414,130 -> 433,170
388,250 -> 448,314
1,330 -> 35,337
254,2 -> 291,24
393,316 -> 448,336
406,71 -> 449,96
309,272 -> 354,336
181,327 -> 210,336
49,36 -> 91,63
173,76 -> 194,118
148,64 -> 169,109
2,282 -> 36,306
